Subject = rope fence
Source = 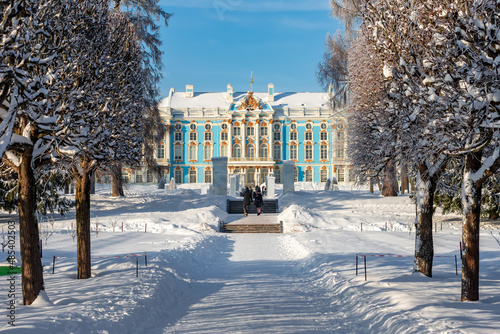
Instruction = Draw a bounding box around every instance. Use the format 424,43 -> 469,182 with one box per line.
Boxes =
355,253 -> 459,281
51,253 -> 147,277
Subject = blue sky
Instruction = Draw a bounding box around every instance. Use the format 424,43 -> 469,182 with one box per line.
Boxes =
157,0 -> 341,98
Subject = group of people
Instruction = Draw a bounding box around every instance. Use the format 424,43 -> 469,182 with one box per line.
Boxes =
241,185 -> 263,216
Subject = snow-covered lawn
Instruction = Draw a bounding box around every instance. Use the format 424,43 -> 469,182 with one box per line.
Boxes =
0,184 -> 499,333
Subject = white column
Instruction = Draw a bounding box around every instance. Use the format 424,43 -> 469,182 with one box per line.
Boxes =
228,120 -> 233,159
256,121 -> 260,160
242,120 -> 247,158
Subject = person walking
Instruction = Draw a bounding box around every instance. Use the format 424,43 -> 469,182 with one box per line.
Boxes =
253,185 -> 263,215
242,186 -> 252,216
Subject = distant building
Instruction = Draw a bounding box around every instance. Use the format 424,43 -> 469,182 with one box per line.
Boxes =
124,83 -> 351,185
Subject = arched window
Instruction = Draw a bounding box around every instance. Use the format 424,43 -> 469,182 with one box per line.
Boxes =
247,144 -> 255,158
221,144 -> 228,157
174,169 -> 182,184
305,169 -> 313,182
157,144 -> 165,159
320,144 -> 328,160
260,144 -> 268,158
174,145 -> 182,161
204,145 -> 213,161
247,168 -> 255,185
320,169 -> 328,182
189,145 -> 197,161
233,144 -> 241,158
147,170 -> 154,183
273,144 -> 281,160
204,169 -> 212,183
290,145 -> 298,160
189,169 -> 197,183
275,168 -> 281,184
305,144 -> 313,160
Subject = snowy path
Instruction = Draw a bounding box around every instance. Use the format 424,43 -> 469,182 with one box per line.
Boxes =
165,234 -> 337,333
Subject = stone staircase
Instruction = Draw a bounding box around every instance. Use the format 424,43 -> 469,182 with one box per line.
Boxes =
226,199 -> 279,214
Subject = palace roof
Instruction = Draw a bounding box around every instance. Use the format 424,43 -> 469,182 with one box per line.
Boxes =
159,91 -> 331,110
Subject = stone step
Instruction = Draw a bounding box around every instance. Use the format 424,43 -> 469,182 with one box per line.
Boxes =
222,223 -> 282,233
226,200 -> 278,214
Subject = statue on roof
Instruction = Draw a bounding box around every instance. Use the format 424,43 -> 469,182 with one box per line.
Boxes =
238,91 -> 262,111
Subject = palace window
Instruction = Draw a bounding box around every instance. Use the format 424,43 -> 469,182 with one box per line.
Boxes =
290,132 -> 297,141
273,144 -> 281,160
305,132 -> 313,141
337,131 -> 344,141
261,168 -> 268,182
306,123 -> 313,130
147,170 -> 154,183
204,131 -> 212,141
189,169 -> 197,183
260,125 -> 268,136
338,167 -> 345,182
174,132 -> 182,142
247,168 -> 255,184
273,123 -> 280,131
273,131 -> 281,141
189,132 -> 197,141
233,144 -> 241,158
190,123 -> 197,131
204,145 -> 213,161
294,168 -> 299,182
336,147 -> 345,159
174,145 -> 182,161
221,145 -> 228,157
135,169 -> 143,183
305,144 -> 313,160
305,169 -> 313,182
204,169 -> 212,183
157,144 -> 165,159
247,144 -> 255,158
275,169 -> 281,184
260,144 -> 268,158
189,145 -> 198,161
174,169 -> 182,184
247,126 -> 255,136
320,132 -> 328,141
205,123 -> 212,131
233,126 -> 241,136
175,123 -> 182,130
221,123 -> 228,130
290,145 -> 298,160
290,123 -> 297,130
320,169 -> 328,183
221,132 -> 228,141
320,123 -> 328,130
320,144 -> 328,160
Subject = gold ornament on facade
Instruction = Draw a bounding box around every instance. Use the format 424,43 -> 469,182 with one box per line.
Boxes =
238,92 -> 262,111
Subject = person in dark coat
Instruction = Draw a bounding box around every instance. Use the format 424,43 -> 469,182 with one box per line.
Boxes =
253,185 -> 263,215
242,186 -> 252,216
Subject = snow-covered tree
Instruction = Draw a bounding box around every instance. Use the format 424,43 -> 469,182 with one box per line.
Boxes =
360,0 -> 500,299
0,0 -> 74,305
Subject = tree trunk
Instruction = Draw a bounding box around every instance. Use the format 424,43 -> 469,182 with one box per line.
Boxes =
369,177 -> 374,193
414,163 -> 436,277
18,147 -> 44,305
382,159 -> 398,196
90,171 -> 96,195
461,151 -> 482,302
75,165 -> 92,279
111,162 -> 124,197
401,163 -> 409,194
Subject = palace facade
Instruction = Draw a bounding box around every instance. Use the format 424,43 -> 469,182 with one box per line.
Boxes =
123,83 -> 351,186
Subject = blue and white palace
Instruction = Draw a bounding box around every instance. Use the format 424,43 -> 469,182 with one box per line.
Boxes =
124,83 -> 351,186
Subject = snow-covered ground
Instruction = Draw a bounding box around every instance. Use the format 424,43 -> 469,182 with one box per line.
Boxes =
0,183 -> 499,333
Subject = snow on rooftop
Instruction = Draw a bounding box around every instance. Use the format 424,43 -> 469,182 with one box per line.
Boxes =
159,91 -> 330,110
